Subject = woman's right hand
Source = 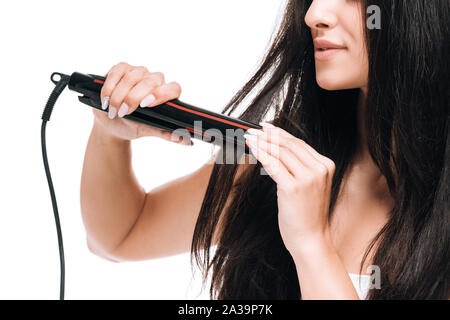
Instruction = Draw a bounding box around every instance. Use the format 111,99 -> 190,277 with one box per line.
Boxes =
93,62 -> 192,145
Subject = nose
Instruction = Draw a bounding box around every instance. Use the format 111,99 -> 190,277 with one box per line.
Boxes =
305,0 -> 338,31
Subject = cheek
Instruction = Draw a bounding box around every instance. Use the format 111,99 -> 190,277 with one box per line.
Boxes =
315,47 -> 368,91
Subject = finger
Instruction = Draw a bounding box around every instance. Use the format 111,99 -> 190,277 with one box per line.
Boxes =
118,72 -> 165,117
169,131 -> 194,146
100,62 -> 131,109
261,123 -> 330,162
257,124 -> 333,172
165,127 -> 193,146
244,134 -> 305,177
140,81 -> 182,108
108,67 -> 150,118
247,126 -> 313,168
245,137 -> 294,185
170,128 -> 194,145
138,126 -> 193,146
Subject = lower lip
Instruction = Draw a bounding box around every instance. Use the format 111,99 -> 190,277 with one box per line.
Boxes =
314,48 -> 346,61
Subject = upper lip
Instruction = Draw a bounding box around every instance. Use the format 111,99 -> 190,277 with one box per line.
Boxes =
313,38 -> 346,50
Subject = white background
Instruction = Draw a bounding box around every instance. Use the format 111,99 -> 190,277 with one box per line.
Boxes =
0,0 -> 284,299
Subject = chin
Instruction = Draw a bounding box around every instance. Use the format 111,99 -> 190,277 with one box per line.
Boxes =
316,77 -> 344,91
316,76 -> 360,91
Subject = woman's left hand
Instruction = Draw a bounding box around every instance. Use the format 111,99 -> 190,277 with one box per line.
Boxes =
244,123 -> 336,255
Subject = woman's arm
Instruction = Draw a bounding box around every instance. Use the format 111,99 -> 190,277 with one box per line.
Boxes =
244,123 -> 360,299
80,122 -> 144,260
290,235 -> 360,299
81,123 -> 249,262
107,152 -> 251,262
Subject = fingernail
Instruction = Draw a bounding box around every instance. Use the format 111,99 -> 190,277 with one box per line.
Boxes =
182,138 -> 193,146
140,94 -> 155,107
108,106 -> 117,119
259,122 -> 275,128
101,96 -> 110,110
246,139 -> 258,150
118,102 -> 129,118
170,133 -> 181,142
246,128 -> 264,136
243,133 -> 257,141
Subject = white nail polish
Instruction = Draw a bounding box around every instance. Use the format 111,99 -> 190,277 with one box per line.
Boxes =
182,138 -> 193,146
108,106 -> 117,119
246,128 -> 263,135
140,94 -> 155,107
102,96 -> 110,110
259,122 -> 275,128
246,140 -> 258,150
118,102 -> 129,118
244,133 -> 257,141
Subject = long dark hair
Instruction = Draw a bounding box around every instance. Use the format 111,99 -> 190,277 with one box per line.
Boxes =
191,0 -> 449,299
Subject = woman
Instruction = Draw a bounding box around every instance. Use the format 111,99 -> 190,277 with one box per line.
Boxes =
80,0 -> 449,299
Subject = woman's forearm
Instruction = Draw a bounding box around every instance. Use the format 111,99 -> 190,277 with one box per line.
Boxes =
80,123 -> 146,257
290,233 -> 360,300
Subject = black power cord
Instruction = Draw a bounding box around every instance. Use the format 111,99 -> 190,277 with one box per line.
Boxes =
41,72 -> 71,300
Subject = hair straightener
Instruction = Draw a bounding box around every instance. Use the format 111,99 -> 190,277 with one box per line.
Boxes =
61,72 -> 261,151
41,71 -> 261,300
